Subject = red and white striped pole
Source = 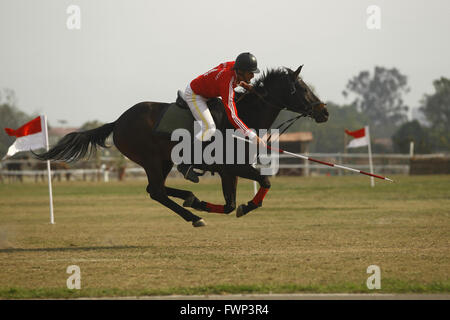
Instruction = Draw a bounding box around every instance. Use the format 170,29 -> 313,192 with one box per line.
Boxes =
233,135 -> 394,182
272,147 -> 394,182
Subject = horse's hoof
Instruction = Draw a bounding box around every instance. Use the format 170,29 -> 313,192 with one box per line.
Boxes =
236,205 -> 245,218
192,219 -> 206,227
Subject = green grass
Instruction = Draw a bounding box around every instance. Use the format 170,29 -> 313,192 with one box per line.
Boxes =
0,175 -> 449,298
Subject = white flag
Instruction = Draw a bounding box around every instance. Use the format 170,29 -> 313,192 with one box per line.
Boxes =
345,127 -> 369,148
3,116 -> 46,159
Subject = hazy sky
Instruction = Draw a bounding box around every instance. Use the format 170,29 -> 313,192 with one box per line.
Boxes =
1,0 -> 449,127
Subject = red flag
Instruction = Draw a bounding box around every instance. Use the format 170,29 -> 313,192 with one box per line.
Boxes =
345,127 -> 369,148
3,116 -> 46,158
5,116 -> 42,137
345,127 -> 366,139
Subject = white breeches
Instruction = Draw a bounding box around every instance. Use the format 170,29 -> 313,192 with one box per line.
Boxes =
184,85 -> 216,141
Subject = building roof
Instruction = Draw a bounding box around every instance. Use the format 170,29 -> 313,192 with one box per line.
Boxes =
373,138 -> 393,148
264,131 -> 313,142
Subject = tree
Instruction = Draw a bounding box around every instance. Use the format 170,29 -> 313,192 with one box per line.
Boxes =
343,66 -> 409,138
0,90 -> 34,157
79,120 -> 105,131
419,77 -> 450,152
392,120 -> 431,154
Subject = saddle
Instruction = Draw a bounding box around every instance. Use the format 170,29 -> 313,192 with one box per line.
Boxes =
175,90 -> 189,109
153,91 -> 225,138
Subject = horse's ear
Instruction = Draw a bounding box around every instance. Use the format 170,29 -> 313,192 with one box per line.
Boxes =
284,66 -> 293,74
293,65 -> 304,78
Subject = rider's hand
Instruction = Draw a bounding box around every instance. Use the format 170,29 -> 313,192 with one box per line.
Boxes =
253,136 -> 266,148
238,81 -> 253,92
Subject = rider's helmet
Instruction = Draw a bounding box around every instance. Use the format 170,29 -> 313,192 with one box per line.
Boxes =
234,52 -> 260,74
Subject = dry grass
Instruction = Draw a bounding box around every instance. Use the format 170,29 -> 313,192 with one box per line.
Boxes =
0,174 -> 449,298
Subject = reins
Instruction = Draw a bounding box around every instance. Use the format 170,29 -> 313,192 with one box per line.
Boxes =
235,86 -> 311,144
266,114 -> 304,144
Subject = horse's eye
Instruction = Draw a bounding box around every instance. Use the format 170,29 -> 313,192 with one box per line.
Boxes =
290,84 -> 297,95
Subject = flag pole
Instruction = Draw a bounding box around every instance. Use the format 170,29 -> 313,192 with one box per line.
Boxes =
43,115 -> 55,224
365,126 -> 375,187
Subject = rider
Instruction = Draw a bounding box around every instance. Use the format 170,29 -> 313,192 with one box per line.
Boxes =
177,52 -> 266,183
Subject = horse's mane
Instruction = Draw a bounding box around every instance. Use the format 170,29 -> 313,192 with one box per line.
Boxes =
252,68 -> 290,89
233,67 -> 293,110
233,68 -> 291,106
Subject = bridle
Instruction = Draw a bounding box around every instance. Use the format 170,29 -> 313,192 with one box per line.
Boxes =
235,80 -> 321,143
241,80 -> 320,115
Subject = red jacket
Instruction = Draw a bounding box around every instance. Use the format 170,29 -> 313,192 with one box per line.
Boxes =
190,61 -> 256,139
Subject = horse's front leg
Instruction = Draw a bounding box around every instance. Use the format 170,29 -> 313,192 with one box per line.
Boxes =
220,172 -> 238,214
196,171 -> 237,214
229,165 -> 271,218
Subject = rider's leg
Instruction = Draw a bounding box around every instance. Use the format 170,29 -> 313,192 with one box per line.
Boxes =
177,85 -> 216,182
184,84 -> 216,141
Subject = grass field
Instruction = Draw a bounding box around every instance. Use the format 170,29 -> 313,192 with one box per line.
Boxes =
0,174 -> 449,298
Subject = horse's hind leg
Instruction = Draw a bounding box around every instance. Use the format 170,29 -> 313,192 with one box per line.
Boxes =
158,161 -> 205,211
159,161 -> 214,213
144,161 -> 205,227
167,166 -> 238,215
164,186 -> 205,210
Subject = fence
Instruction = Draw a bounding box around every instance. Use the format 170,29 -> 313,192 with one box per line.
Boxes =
266,152 -> 448,176
0,160 -> 113,183
0,153 -> 447,182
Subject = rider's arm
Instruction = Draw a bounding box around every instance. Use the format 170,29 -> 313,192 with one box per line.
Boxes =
222,78 -> 257,140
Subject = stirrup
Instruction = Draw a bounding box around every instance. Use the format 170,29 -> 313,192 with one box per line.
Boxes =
177,164 -> 199,183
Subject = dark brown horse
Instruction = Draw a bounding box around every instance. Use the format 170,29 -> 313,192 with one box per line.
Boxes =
34,66 -> 328,227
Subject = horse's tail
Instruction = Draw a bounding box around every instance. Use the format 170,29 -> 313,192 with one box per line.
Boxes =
33,122 -> 116,162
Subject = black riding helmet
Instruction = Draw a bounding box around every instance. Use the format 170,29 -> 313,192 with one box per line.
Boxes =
234,52 -> 260,74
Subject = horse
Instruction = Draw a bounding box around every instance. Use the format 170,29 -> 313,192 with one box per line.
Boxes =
33,65 -> 329,227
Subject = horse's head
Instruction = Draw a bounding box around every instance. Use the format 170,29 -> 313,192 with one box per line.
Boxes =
284,66 -> 329,123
